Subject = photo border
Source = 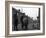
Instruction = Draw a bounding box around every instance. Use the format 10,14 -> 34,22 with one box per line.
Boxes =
5,1 -> 45,37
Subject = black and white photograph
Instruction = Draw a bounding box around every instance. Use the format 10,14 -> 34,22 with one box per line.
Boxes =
8,3 -> 44,35
12,6 -> 40,31
5,1 -> 45,37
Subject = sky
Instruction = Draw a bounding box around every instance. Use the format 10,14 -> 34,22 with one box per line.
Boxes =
13,6 -> 39,20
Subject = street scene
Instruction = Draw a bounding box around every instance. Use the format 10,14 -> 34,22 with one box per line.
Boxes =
12,7 -> 40,31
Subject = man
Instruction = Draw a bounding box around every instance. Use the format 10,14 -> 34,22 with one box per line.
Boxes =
12,8 -> 18,31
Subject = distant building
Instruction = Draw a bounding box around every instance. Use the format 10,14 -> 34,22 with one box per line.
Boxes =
37,8 -> 40,23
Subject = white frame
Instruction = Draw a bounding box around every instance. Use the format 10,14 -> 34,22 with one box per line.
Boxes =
9,4 -> 43,34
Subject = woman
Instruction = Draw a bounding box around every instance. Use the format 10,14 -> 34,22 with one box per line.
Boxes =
21,15 -> 28,30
